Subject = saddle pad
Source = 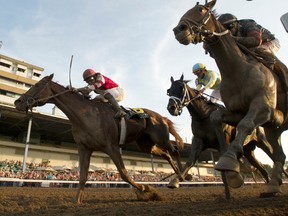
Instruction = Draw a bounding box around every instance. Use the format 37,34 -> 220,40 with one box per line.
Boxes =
122,107 -> 150,119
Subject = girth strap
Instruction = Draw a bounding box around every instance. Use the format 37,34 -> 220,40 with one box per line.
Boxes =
119,117 -> 126,145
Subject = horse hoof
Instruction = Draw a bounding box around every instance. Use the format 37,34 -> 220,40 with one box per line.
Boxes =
264,179 -> 282,194
225,171 -> 244,188
167,178 -> 179,189
215,154 -> 240,172
185,174 -> 193,181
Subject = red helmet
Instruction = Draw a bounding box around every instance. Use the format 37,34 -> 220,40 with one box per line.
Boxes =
83,69 -> 96,81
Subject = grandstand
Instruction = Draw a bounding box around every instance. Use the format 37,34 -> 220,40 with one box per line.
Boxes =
0,53 -> 219,178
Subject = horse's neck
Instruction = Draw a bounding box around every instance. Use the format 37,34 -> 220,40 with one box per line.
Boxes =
50,83 -> 92,122
207,26 -> 246,78
186,87 -> 215,119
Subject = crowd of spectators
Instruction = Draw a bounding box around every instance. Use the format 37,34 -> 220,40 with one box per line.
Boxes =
0,159 -> 223,187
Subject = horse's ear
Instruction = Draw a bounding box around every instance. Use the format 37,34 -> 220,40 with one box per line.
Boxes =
180,74 -> 184,81
170,76 -> 174,83
205,0 -> 216,10
48,74 -> 54,80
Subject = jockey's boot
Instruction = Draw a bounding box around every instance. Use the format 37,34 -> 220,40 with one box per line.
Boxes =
104,93 -> 126,118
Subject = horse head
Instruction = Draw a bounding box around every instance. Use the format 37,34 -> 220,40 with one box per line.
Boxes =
14,74 -> 56,112
173,0 -> 227,45
167,74 -> 197,116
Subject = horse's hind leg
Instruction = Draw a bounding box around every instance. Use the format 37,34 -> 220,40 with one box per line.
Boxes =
168,137 -> 203,189
136,136 -> 181,175
150,145 -> 180,174
76,146 -> 92,204
261,128 -> 286,196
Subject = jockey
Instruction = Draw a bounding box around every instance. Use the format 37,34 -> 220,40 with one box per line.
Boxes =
218,13 -> 280,68
192,63 -> 222,103
77,69 -> 126,118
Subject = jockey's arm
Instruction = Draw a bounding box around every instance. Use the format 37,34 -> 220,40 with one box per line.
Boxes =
74,87 -> 92,96
203,71 -> 217,91
234,24 -> 262,48
234,36 -> 261,48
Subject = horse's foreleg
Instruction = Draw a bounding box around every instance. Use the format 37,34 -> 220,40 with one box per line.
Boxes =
215,108 -> 266,173
76,146 -> 92,204
168,137 -> 202,189
108,146 -> 162,201
243,142 -> 269,183
107,147 -> 146,191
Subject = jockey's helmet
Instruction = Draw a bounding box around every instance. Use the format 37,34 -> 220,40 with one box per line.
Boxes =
218,13 -> 238,30
192,63 -> 206,74
83,69 -> 96,81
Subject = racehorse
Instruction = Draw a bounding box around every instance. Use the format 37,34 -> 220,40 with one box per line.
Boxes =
14,74 -> 184,203
172,0 -> 288,196
166,74 -> 271,199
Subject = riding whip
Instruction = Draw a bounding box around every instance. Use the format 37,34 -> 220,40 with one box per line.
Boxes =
68,55 -> 74,89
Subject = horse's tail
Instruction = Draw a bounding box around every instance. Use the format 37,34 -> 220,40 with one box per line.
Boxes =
164,117 -> 184,150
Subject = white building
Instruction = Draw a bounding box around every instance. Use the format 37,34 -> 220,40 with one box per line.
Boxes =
0,54 -> 44,106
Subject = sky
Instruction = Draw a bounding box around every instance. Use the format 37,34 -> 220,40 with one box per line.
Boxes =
0,0 -> 288,166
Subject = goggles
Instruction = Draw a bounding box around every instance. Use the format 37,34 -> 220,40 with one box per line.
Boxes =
85,76 -> 95,83
193,69 -> 203,74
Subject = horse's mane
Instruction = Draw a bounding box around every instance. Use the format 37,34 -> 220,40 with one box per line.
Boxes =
212,9 -> 219,19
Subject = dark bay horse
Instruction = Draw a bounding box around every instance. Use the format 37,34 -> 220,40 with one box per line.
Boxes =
173,0 -> 288,196
166,74 -> 272,199
14,74 -> 184,203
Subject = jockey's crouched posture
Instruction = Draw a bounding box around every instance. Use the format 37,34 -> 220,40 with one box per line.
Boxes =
217,13 -> 288,92
218,13 -> 280,68
75,69 -> 126,118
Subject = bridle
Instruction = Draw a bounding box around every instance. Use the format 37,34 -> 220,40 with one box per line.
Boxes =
179,4 -> 229,43
22,80 -> 71,111
168,82 -> 197,114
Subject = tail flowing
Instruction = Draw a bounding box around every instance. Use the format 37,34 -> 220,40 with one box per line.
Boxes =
164,117 -> 184,150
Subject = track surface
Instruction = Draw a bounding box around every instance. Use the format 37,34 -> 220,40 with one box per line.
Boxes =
0,184 -> 287,216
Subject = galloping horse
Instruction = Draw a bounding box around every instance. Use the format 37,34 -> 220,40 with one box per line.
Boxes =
166,74 -> 272,199
14,74 -> 184,203
173,0 -> 288,196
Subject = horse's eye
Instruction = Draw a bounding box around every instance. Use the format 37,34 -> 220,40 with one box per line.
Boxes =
198,6 -> 205,14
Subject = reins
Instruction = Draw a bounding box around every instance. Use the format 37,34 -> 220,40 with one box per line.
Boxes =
37,89 -> 72,102
169,82 -> 222,113
24,80 -> 72,111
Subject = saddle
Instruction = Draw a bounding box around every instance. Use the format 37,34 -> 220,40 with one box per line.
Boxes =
121,107 -> 150,119
118,107 -> 150,145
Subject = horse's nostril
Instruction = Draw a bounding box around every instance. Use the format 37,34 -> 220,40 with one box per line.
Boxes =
173,26 -> 181,34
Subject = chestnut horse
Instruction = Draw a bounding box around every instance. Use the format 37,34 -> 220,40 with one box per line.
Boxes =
173,0 -> 288,196
166,74 -> 271,199
14,74 -> 184,203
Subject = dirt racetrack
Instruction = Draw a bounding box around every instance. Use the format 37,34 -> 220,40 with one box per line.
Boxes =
0,183 -> 288,216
